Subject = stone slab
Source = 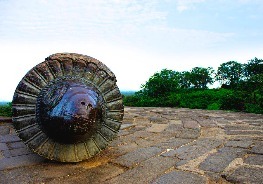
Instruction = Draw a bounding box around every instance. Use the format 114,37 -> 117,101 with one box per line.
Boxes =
244,154 -> 263,166
146,124 -> 169,133
197,119 -> 217,127
152,170 -> 206,184
0,134 -> 21,143
134,138 -> 161,148
164,124 -> 183,134
225,130 -> 262,135
0,126 -> 11,135
175,128 -> 200,139
169,120 -> 182,125
108,156 -> 179,184
250,142 -> 263,154
0,162 -> 85,183
156,138 -> 193,150
183,119 -> 200,129
161,149 -> 178,157
225,140 -> 253,148
112,147 -> 162,168
148,116 -> 166,123
120,123 -> 135,130
173,138 -> 223,161
9,147 -> 32,157
224,166 -> 263,184
199,147 -> 247,173
6,141 -> 26,149
0,154 -> 45,171
0,143 -> 8,151
1,149 -> 11,158
50,163 -> 125,184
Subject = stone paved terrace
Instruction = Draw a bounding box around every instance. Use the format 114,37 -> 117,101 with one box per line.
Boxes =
0,107 -> 263,184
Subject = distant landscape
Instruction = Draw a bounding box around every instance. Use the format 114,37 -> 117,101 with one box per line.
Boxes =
123,57 -> 263,114
0,102 -> 9,105
121,91 -> 136,96
1,57 -> 262,117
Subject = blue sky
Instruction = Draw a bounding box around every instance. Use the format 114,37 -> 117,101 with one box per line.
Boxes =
1,0 -> 263,101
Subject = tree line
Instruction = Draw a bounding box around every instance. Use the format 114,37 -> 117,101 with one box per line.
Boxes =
124,57 -> 263,114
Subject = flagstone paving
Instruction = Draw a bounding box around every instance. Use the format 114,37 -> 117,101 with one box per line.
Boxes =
0,107 -> 262,183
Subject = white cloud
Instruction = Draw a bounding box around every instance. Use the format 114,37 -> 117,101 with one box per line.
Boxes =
237,0 -> 262,3
177,5 -> 189,12
163,27 -> 233,41
175,0 -> 205,12
0,0 -> 167,42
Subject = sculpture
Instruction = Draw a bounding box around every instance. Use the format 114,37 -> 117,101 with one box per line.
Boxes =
12,53 -> 124,162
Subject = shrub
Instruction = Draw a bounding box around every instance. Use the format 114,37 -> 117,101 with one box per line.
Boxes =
123,95 -> 141,106
207,103 -> 221,110
0,103 -> 12,117
123,88 -> 263,114
245,103 -> 263,114
178,89 -> 230,109
219,91 -> 245,111
167,93 -> 181,107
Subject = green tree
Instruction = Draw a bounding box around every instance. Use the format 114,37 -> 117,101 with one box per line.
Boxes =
216,61 -> 244,88
245,57 -> 263,78
140,69 -> 180,98
179,71 -> 192,89
189,67 -> 214,89
241,58 -> 263,92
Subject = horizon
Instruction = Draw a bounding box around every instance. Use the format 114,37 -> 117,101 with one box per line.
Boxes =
1,0 -> 263,101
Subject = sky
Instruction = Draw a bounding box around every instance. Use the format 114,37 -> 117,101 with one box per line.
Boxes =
0,0 -> 263,101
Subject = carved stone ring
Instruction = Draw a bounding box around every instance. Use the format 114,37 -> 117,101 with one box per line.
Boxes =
12,53 -> 124,162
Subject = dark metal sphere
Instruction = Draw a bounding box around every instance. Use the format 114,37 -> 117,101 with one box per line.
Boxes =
37,80 -> 104,143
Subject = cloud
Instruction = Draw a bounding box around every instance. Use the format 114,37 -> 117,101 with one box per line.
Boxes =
141,25 -> 235,52
0,0 -> 167,42
177,5 -> 189,12
175,0 -> 205,12
237,0 -> 263,3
